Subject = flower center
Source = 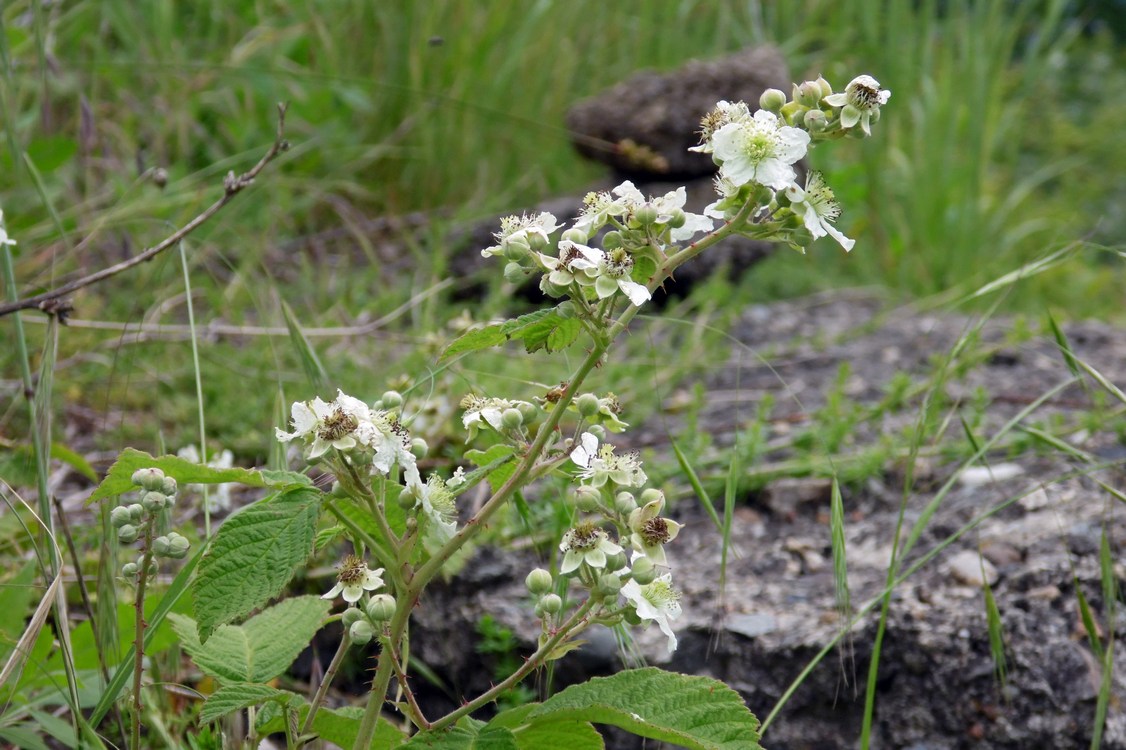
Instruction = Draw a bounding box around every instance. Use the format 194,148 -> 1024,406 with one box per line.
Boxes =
643,578 -> 679,608
605,250 -> 633,279
568,522 -> 603,551
641,517 -> 672,546
319,408 -> 358,442
338,555 -> 366,585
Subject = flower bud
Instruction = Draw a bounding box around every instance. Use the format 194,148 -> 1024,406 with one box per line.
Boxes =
639,488 -> 664,505
539,593 -> 563,615
635,203 -> 659,227
538,277 -> 567,299
160,477 -> 178,497
110,506 -> 133,528
349,619 -> 375,645
614,491 -> 638,515
604,549 -> 628,572
525,568 -> 553,595
341,607 -> 366,629
128,504 -> 144,522
152,535 -> 171,556
121,562 -> 138,577
141,491 -> 166,512
500,408 -> 523,430
575,393 -> 600,418
759,87 -> 787,113
410,437 -> 429,459
117,524 -> 139,544
561,227 -> 588,245
573,485 -> 601,513
803,109 -> 827,132
504,262 -> 529,285
166,532 -> 190,559
597,573 -> 623,598
503,237 -> 531,261
516,401 -> 539,422
815,76 -> 833,98
586,424 -> 606,441
131,468 -> 165,491
667,208 -> 686,229
398,486 -> 419,510
366,593 -> 397,622
795,81 -> 822,108
601,231 -> 623,251
381,390 -> 403,409
631,556 -> 657,585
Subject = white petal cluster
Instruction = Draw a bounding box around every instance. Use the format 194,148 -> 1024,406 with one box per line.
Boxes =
482,212 -> 559,258
823,75 -> 890,136
322,555 -> 385,604
621,574 -> 682,653
460,395 -> 532,441
709,109 -> 810,191
571,432 -> 647,488
559,523 -> 623,574
785,172 -> 855,252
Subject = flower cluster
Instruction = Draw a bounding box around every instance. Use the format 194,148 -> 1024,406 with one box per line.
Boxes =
277,389 -> 421,487
322,555 -> 396,646
111,467 -> 188,580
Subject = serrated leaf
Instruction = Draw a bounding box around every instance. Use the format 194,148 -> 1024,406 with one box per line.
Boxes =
489,704 -> 604,750
403,725 -> 519,749
87,448 -> 310,505
172,596 -> 330,683
199,683 -> 290,723
192,487 -> 322,640
442,324 -> 510,360
257,704 -> 406,749
530,668 -> 760,750
464,445 -> 518,493
516,311 -> 576,354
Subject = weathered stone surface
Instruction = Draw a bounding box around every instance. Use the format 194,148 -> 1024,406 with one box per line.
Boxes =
565,46 -> 792,179
406,292 -> 1126,749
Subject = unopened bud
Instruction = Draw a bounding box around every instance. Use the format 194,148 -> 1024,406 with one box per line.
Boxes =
131,468 -> 165,491
573,485 -> 601,513
121,562 -> 138,577
366,593 -> 397,622
667,208 -> 686,229
614,491 -> 638,515
525,568 -> 553,595
804,109 -> 827,132
141,491 -> 166,512
575,393 -> 600,418
500,408 -> 523,430
516,401 -> 539,422
639,488 -> 664,505
152,535 -> 171,556
561,228 -> 588,245
504,262 -> 529,285
597,573 -> 623,598
604,549 -> 627,572
341,607 -> 366,629
634,203 -> 658,227
539,593 -> 563,615
381,390 -> 403,409
410,438 -> 429,459
601,231 -> 623,251
166,532 -> 190,559
631,556 -> 657,585
110,506 -> 132,528
398,486 -> 418,510
815,76 -> 833,99
117,524 -> 139,544
128,504 -> 144,522
503,237 -> 531,261
586,425 -> 606,441
160,477 -> 178,497
759,87 -> 787,113
349,619 -> 375,645
795,81 -> 822,108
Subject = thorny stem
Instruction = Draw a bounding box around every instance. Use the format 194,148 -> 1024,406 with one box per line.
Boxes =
299,632 -> 352,741
130,515 -> 157,750
0,103 -> 290,319
351,199 -> 757,750
428,597 -> 599,732
389,642 -> 431,729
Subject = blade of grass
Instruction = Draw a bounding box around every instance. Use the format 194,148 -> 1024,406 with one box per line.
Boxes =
180,240 -> 212,537
829,477 -> 850,619
981,561 -> 1008,690
670,438 -> 721,533
281,298 -> 329,392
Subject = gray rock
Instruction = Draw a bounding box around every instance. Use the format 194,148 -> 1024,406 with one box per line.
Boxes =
565,46 -> 792,179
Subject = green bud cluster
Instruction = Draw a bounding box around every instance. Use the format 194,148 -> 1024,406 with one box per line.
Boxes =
115,467 -> 186,578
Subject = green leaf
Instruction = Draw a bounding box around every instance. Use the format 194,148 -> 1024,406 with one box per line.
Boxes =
200,683 -> 290,723
171,596 -> 330,683
464,445 -> 517,493
26,136 -> 77,172
442,325 -> 510,360
281,299 -> 329,391
516,311 -> 579,354
0,561 -> 38,661
87,448 -> 310,505
192,488 -> 322,641
50,441 -> 97,482
490,704 -> 603,750
257,704 -> 406,749
530,668 -> 760,749
441,309 -> 564,360
403,725 -> 519,749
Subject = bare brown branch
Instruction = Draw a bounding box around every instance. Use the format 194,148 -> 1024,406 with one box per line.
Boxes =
0,103 -> 290,320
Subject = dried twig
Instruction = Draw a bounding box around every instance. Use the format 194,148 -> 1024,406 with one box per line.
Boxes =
0,103 -> 291,320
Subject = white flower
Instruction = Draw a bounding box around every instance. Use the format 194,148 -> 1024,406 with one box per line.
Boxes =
413,474 -> 458,551
627,496 -> 683,567
0,210 -> 16,248
322,555 -> 385,603
611,182 -> 713,243
823,75 -> 890,136
482,212 -> 558,257
176,445 -> 236,513
460,395 -> 532,442
594,249 -> 651,307
574,190 -> 627,236
689,100 -> 754,154
597,393 -> 629,433
571,432 -> 647,488
559,522 -> 623,574
710,109 -> 810,190
539,240 -> 603,288
670,211 -> 714,243
784,172 -> 855,252
276,393 -> 362,459
621,573 -> 682,653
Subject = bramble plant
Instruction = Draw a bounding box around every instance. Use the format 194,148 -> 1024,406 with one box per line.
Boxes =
84,73 -> 889,749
